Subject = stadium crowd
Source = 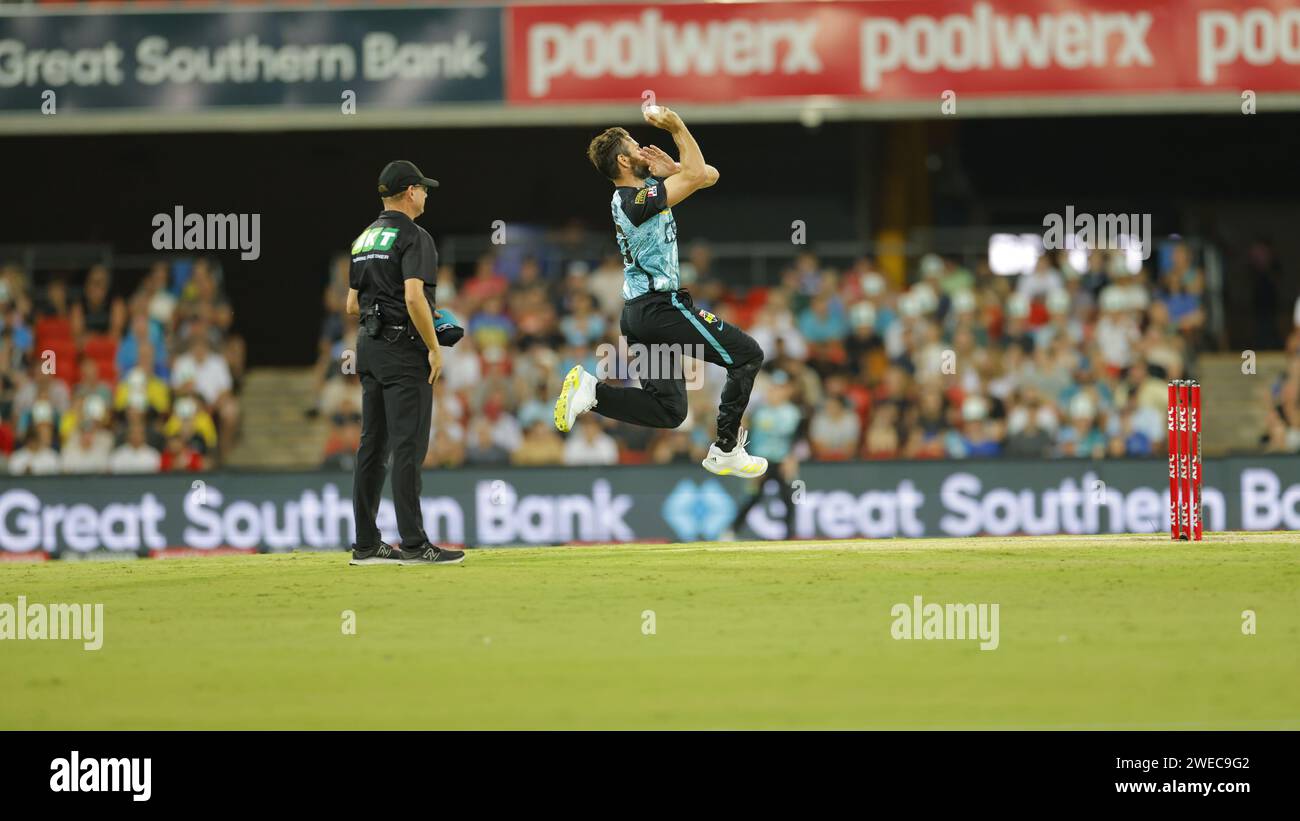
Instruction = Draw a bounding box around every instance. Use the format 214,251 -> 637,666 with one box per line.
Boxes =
1260,296 -> 1300,453
313,240 -> 1208,469
0,259 -> 244,475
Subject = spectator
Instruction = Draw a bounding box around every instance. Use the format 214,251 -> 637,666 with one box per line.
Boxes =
59,393 -> 110,447
319,371 -> 362,421
0,269 -> 34,359
114,344 -> 171,415
1004,392 -> 1056,458
172,331 -> 238,462
321,415 -> 362,471
1016,254 -> 1064,303
469,296 -> 515,352
13,369 -> 70,434
35,276 -> 71,320
809,395 -> 860,460
117,299 -> 167,377
70,264 -> 126,344
677,241 -> 713,287
465,418 -> 510,465
648,428 -> 695,464
74,357 -> 113,406
172,331 -> 232,408
863,403 -> 901,459
164,394 -> 217,456
562,416 -> 619,466
462,253 -> 509,308
590,253 -> 627,317
750,295 -> 808,362
8,418 -> 59,475
139,260 -> 178,327
1056,392 -> 1107,458
160,432 -> 203,472
61,412 -> 113,474
797,293 -> 848,344
110,418 -> 162,474
305,255 -> 351,417
426,425 -> 467,468
513,420 -> 566,466
559,292 -> 606,347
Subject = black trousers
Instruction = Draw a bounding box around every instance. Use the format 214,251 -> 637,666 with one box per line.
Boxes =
353,329 -> 433,549
594,289 -> 763,449
731,461 -> 797,538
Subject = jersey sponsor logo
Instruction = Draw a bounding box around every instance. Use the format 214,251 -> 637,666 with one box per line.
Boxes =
697,308 -> 717,324
351,226 -> 400,254
634,185 -> 658,205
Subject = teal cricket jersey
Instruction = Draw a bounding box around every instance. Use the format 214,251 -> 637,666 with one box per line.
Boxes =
610,176 -> 679,299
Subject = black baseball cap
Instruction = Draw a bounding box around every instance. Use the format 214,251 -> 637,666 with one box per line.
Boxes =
377,160 -> 439,198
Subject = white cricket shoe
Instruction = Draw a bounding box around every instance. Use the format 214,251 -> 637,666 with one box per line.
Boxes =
701,428 -> 768,478
555,364 -> 598,433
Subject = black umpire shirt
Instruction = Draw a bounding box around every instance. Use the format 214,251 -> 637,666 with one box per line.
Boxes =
349,209 -> 438,347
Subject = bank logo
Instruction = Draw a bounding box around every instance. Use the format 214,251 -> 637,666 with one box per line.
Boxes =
662,478 -> 736,541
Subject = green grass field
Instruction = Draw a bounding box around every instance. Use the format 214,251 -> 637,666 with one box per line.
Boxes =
2,533 -> 1297,729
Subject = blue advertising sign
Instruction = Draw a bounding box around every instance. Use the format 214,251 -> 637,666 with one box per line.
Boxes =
0,5 -> 503,115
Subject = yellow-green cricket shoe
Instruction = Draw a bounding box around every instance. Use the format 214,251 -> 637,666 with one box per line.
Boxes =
554,364 -> 598,433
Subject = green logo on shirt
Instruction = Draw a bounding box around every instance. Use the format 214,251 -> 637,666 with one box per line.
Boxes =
351,227 -> 400,254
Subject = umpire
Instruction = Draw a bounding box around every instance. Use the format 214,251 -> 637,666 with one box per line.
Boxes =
345,160 -> 463,566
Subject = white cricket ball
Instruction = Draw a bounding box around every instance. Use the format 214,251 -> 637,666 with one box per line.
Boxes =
644,105 -> 662,117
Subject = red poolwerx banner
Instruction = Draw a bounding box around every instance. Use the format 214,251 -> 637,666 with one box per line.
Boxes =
507,0 -> 1300,104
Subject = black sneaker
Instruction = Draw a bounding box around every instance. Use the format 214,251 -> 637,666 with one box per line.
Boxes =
399,543 -> 465,565
349,542 -> 401,566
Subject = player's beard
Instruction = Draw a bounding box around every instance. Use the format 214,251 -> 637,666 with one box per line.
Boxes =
629,155 -> 651,179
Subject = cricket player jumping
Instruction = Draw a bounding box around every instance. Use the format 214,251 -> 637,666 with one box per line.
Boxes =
555,105 -> 768,479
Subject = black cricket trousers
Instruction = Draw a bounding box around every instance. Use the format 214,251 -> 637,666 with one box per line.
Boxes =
593,288 -> 763,449
353,329 -> 433,550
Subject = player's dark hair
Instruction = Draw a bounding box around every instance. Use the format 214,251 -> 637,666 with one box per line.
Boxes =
587,127 -> 630,180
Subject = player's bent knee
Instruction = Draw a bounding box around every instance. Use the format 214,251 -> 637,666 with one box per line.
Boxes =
733,349 -> 763,376
662,398 -> 688,428
730,339 -> 764,371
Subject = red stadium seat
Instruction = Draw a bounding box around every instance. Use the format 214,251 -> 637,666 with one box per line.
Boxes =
618,447 -> 648,465
35,316 -> 72,346
45,340 -> 78,386
83,334 -> 118,362
81,335 -> 120,385
92,359 -> 118,385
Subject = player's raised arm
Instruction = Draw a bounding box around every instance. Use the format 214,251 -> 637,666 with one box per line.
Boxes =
636,144 -> 719,187
643,107 -> 719,207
